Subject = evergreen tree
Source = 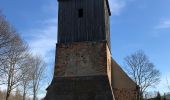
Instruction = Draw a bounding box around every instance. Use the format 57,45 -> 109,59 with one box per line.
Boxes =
162,93 -> 166,100
155,92 -> 161,100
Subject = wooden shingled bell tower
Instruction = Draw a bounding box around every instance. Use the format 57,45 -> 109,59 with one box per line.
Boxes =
45,0 -> 115,100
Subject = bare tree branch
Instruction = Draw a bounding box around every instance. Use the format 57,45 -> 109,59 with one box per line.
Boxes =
0,12 -> 29,100
124,50 -> 161,99
28,55 -> 46,100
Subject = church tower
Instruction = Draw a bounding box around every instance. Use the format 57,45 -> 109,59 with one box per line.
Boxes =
45,0 -> 115,100
57,0 -> 111,47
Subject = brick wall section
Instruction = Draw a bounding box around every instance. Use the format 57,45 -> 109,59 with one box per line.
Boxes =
113,88 -> 137,100
44,41 -> 115,100
54,41 -> 110,77
111,59 -> 138,100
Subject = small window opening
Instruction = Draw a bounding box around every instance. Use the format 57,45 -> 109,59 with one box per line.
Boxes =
78,9 -> 83,18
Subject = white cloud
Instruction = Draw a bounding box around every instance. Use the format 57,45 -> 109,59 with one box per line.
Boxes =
109,0 -> 127,15
22,0 -> 57,62
25,18 -> 57,60
151,19 -> 170,37
23,18 -> 57,99
155,19 -> 170,29
21,1 -> 57,99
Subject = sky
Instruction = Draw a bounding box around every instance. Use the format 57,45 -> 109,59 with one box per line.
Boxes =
0,0 -> 170,98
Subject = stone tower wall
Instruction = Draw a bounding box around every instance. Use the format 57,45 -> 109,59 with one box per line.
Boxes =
54,41 -> 111,77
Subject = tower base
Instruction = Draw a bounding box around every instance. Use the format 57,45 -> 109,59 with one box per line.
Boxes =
45,75 -> 114,100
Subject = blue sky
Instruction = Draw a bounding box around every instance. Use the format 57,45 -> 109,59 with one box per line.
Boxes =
0,0 -> 170,97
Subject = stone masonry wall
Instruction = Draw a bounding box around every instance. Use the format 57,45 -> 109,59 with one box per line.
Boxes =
45,76 -> 114,100
45,41 -> 115,100
54,41 -> 110,77
111,59 -> 138,100
113,88 -> 138,100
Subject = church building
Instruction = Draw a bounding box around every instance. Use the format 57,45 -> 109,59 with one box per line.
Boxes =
45,0 -> 139,100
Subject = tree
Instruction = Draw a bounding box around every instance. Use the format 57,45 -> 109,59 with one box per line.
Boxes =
0,12 -> 30,100
124,50 -> 161,99
166,78 -> 170,91
162,93 -> 166,100
0,88 -> 31,100
155,92 -> 161,100
14,88 -> 22,100
0,13 -> 16,76
0,13 -> 28,99
0,89 -> 6,100
19,55 -> 33,100
0,12 -> 46,100
29,56 -> 46,100
1,35 -> 28,100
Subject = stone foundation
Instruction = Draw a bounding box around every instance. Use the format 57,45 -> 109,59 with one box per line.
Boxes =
113,88 -> 138,100
45,76 -> 114,100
